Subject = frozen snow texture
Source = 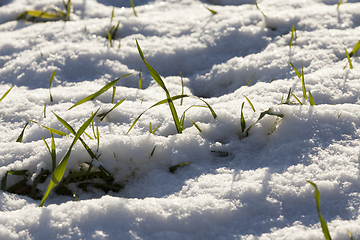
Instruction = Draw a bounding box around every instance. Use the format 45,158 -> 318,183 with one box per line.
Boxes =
0,0 -> 360,239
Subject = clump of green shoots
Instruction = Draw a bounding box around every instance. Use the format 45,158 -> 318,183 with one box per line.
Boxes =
240,95 -> 283,138
343,40 -> 360,70
288,61 -> 315,105
107,7 -> 121,48
17,0 -> 72,22
126,40 -> 217,135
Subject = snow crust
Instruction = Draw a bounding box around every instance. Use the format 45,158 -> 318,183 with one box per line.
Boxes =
1,0 -> 360,239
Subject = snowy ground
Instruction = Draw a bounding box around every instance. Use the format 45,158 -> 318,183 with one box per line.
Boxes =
1,0 -> 360,239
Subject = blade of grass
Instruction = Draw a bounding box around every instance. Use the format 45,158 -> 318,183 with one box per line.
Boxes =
169,162 -> 191,174
246,72 -> 256,86
107,29 -> 113,47
337,0 -> 343,9
307,181 -> 332,240
16,121 -> 29,143
112,86 -> 116,104
29,119 -> 68,136
254,1 -> 266,17
39,108 -> 100,207
308,90 -> 315,106
136,39 -> 181,133
130,0 -> 137,17
0,85 -> 14,103
244,109 -> 284,135
97,99 -> 125,121
347,230 -> 354,240
205,7 -> 217,15
190,119 -> 202,132
349,40 -> 360,57
289,62 -> 302,78
149,122 -> 161,134
68,73 -> 131,110
44,102 -> 46,118
49,70 -> 56,102
290,23 -> 296,48
244,95 -> 255,112
149,146 -> 156,158
301,62 -> 307,100
240,102 -> 246,134
290,91 -> 303,105
344,48 -> 353,69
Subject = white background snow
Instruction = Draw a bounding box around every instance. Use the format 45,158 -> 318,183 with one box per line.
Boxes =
1,0 -> 360,239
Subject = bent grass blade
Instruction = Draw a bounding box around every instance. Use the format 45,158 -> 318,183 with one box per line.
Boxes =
97,99 -> 125,121
49,70 -> 56,102
39,109 -> 100,207
244,95 -> 255,112
16,121 -> 29,143
344,48 -> 353,69
136,39 -> 181,132
0,85 -> 14,103
244,109 -> 284,135
307,181 -> 332,240
68,73 -> 131,110
29,119 -> 68,136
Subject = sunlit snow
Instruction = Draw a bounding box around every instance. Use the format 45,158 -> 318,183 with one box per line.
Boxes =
1,0 -> 360,239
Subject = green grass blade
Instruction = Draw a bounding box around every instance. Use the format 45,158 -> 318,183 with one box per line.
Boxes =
49,71 -> 56,102
39,109 -> 99,207
244,95 -> 255,112
349,40 -> 360,57
138,67 -> 142,89
68,73 -> 131,110
107,29 -> 113,47
110,6 -> 115,23
112,86 -> 116,104
308,90 -> 315,106
50,131 -> 56,171
205,7 -> 217,15
149,146 -> 156,157
136,39 -> 181,133
190,119 -> 202,132
289,62 -> 302,78
44,102 -> 46,118
52,112 -> 76,135
240,102 -> 246,134
290,23 -> 296,48
29,119 -> 68,136
254,1 -> 266,17
31,169 -> 49,199
344,48 -> 353,69
337,0 -> 343,9
16,121 -> 29,143
269,77 -> 275,83
169,162 -> 191,174
25,10 -> 60,19
98,98 -> 125,121
308,181 -> 332,240
244,109 -> 284,134
301,62 -> 307,100
347,230 -> 354,240
290,91 -> 303,105
130,0 -> 137,17
66,0 -> 71,21
0,85 -> 14,103
41,136 -> 51,154
246,72 -> 256,86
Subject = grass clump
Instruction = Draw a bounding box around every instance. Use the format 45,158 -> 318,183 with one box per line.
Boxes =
289,62 -> 315,105
343,40 -> 360,69
17,0 -> 72,22
106,7 -> 121,48
126,40 -> 217,135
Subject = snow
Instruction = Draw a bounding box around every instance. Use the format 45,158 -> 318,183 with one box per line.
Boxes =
0,0 -> 360,239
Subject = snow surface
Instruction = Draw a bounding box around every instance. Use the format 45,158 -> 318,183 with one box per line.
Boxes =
1,0 -> 360,239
